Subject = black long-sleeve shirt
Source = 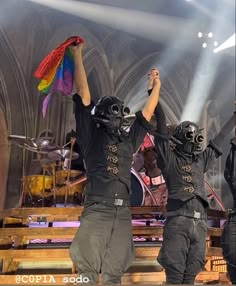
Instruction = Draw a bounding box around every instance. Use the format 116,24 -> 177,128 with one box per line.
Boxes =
73,94 -> 152,200
153,102 -> 223,210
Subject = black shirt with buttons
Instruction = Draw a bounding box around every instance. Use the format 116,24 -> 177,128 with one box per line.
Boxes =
73,94 -> 152,200
153,102 -> 222,211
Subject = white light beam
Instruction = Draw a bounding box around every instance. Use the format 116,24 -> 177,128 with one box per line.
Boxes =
214,33 -> 236,53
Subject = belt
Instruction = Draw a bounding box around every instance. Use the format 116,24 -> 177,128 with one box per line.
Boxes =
85,195 -> 130,207
165,209 -> 207,220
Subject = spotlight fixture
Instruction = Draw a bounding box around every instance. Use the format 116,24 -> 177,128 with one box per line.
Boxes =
208,32 -> 213,38
198,32 -> 203,38
197,31 -> 219,52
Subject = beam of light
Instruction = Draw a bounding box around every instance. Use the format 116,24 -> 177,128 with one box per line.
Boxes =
27,0 -> 199,45
180,50 -> 220,123
155,11 -> 202,77
181,0 -> 233,123
213,33 -> 236,53
26,0 -> 205,116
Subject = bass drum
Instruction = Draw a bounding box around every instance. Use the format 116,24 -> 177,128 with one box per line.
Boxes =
130,170 -> 145,206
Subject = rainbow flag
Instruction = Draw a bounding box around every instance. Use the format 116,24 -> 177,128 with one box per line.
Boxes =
34,36 -> 84,117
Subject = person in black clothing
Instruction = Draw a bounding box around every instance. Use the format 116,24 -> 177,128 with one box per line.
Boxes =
152,95 -> 235,284
221,128 -> 236,284
68,42 -> 161,284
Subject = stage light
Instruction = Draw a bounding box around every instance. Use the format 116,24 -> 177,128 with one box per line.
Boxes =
198,32 -> 203,38
208,32 -> 213,38
197,31 -> 219,52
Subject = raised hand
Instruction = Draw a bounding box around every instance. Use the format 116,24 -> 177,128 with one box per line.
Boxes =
69,42 -> 84,56
147,68 -> 161,90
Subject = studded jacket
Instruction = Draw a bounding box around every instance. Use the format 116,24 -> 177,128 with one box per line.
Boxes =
73,94 -> 152,200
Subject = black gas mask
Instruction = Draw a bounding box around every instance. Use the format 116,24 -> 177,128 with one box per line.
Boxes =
173,121 -> 204,154
91,96 -> 130,135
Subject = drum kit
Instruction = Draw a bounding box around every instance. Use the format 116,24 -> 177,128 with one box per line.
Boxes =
8,135 -> 86,207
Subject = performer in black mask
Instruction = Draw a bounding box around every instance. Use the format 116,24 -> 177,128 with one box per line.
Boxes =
221,126 -> 236,285
173,121 -> 204,154
151,92 -> 235,284
91,96 -> 131,135
69,41 -> 161,284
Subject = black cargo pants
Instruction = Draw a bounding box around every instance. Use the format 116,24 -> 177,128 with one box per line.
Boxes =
221,213 -> 236,284
157,198 -> 207,284
69,201 -> 134,284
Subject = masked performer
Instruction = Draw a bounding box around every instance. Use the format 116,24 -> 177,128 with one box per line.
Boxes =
69,42 -> 161,284
152,94 -> 235,284
221,127 -> 236,284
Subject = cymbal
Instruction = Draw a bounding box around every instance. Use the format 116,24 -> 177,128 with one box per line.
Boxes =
48,148 -> 79,161
8,135 -> 57,154
32,138 -> 57,152
8,135 -> 35,148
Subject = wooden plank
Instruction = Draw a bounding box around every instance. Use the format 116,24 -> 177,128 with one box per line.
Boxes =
0,237 -> 12,246
207,227 -> 222,237
0,272 -> 220,285
0,206 -> 227,220
0,249 -> 70,260
0,226 -> 222,240
0,227 -> 77,238
0,207 -> 83,220
0,207 -> 162,219
0,247 -> 222,260
0,226 -> 163,239
206,247 -> 222,257
1,259 -> 19,273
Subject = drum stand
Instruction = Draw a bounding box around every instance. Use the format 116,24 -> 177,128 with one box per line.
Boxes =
40,163 -> 53,207
19,147 -> 31,207
51,163 -> 57,207
62,138 -> 76,206
55,138 -> 76,206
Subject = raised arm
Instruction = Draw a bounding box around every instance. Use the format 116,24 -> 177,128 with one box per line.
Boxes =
69,43 -> 91,106
142,68 -> 161,122
153,101 -> 168,135
201,109 -> 235,173
212,111 -> 236,147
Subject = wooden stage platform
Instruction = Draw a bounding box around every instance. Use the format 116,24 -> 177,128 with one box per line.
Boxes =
0,206 -> 230,285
